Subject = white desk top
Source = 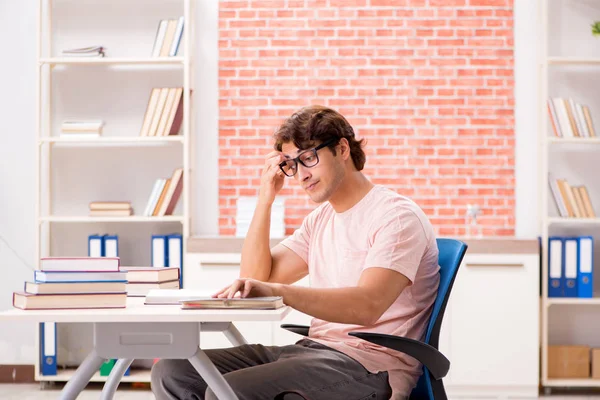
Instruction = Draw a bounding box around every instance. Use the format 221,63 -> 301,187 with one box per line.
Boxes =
0,298 -> 291,323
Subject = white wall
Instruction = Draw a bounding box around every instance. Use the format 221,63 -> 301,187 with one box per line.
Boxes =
0,0 -> 539,364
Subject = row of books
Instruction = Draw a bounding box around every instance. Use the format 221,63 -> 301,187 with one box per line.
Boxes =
143,168 -> 184,216
151,17 -> 184,57
547,97 -> 597,138
549,175 -> 596,218
548,236 -> 594,298
139,87 -> 184,137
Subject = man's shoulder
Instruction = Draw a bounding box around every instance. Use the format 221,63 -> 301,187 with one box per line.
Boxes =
370,186 -> 434,234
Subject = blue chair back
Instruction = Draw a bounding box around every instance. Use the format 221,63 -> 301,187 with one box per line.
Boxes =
410,238 -> 467,399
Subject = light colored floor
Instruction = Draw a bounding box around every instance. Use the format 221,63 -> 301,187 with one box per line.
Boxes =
2,384 -> 600,399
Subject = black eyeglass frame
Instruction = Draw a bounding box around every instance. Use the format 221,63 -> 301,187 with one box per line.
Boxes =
278,137 -> 339,177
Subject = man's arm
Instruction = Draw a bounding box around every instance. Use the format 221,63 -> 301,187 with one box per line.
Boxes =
274,267 -> 410,326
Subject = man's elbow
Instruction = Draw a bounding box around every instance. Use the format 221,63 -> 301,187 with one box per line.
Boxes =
357,302 -> 386,326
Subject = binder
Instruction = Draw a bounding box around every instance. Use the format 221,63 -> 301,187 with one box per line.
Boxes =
151,235 -> 168,267
40,322 -> 57,375
577,236 -> 594,298
167,233 -> 183,287
548,237 -> 563,297
88,234 -> 104,257
564,237 -> 578,297
104,235 -> 119,257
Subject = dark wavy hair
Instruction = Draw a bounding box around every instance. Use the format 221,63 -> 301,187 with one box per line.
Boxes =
273,105 -> 366,171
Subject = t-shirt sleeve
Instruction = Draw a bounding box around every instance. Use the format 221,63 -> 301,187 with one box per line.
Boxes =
279,210 -> 315,265
363,209 -> 429,283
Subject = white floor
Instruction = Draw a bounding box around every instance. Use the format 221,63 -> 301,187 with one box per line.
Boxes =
2,384 -> 600,400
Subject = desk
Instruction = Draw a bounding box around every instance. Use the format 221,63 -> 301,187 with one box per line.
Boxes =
0,298 -> 291,400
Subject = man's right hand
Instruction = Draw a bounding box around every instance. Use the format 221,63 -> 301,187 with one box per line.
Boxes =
258,150 -> 286,205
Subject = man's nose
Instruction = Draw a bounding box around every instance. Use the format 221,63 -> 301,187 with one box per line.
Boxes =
296,163 -> 311,182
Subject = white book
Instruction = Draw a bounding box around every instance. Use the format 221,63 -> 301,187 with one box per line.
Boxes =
552,98 -> 573,138
40,257 -> 120,272
152,20 -> 168,57
169,17 -> 184,57
144,179 -> 166,216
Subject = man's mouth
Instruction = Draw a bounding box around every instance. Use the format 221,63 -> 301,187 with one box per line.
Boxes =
305,181 -> 319,191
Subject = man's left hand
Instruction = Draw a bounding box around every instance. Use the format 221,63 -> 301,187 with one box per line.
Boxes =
213,278 -> 281,299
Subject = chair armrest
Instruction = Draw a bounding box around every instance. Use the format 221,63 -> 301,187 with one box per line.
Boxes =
280,324 -> 310,337
348,332 -> 449,380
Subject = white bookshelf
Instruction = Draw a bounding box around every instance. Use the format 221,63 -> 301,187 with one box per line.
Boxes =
34,0 -> 194,384
540,0 -> 600,392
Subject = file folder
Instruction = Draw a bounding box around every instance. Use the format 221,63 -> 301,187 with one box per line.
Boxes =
167,233 -> 183,287
578,236 -> 594,298
88,234 -> 104,257
40,322 -> 57,375
548,237 -> 563,297
104,234 -> 119,257
564,237 -> 578,297
151,235 -> 168,267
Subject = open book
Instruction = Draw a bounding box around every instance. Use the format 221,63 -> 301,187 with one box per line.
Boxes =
180,296 -> 284,310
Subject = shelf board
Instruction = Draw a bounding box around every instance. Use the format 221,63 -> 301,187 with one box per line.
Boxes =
37,368 -> 151,383
547,217 -> 600,225
40,57 -> 184,65
544,378 -> 600,387
40,136 -> 184,146
40,216 -> 184,223
547,298 -> 600,306
548,137 -> 600,144
547,57 -> 600,65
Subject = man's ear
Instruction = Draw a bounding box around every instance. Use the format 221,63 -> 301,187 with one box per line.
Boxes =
339,138 -> 351,161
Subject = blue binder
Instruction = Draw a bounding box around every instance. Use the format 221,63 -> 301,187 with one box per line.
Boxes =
167,233 -> 183,287
40,322 -> 57,375
103,234 -> 119,257
151,234 -> 168,267
88,234 -> 104,257
564,237 -> 578,297
548,237 -> 563,297
577,236 -> 594,298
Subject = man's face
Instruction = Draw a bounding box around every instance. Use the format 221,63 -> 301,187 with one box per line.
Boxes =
280,140 -> 345,204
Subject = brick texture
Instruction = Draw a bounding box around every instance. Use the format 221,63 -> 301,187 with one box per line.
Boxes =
218,0 -> 515,237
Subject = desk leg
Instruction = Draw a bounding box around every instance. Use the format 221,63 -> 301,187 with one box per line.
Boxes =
99,358 -> 134,400
59,349 -> 105,400
189,348 -> 239,400
224,323 -> 249,347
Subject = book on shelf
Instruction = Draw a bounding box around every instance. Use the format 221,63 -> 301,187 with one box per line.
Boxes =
60,120 -> 104,136
89,201 -> 133,217
143,168 -> 183,216
547,97 -> 596,138
61,45 -> 105,57
139,87 -> 184,137
181,297 -> 285,310
548,175 -> 596,218
151,17 -> 184,57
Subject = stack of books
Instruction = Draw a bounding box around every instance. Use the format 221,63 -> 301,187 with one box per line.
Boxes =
143,168 -> 183,216
12,257 -> 127,310
60,120 -> 103,137
89,201 -> 133,217
139,87 -> 184,137
61,45 -> 105,57
151,17 -> 184,57
120,266 -> 180,297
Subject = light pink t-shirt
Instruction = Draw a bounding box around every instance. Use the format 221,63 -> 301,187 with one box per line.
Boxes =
280,184 -> 440,398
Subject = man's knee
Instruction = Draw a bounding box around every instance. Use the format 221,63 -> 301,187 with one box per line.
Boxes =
151,358 -> 202,399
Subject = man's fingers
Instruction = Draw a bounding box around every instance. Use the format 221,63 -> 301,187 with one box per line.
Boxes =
241,281 -> 253,298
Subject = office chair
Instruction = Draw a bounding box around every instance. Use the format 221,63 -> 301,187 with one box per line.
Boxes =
280,238 -> 468,400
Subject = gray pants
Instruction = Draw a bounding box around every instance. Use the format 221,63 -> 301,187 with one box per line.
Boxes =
151,338 -> 393,400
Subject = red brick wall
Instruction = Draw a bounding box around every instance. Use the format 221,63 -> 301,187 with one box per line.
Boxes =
218,0 -> 515,237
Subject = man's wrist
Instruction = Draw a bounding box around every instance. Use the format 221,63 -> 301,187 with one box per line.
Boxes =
272,282 -> 287,298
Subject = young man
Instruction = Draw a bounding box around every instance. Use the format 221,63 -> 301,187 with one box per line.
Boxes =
151,105 -> 440,400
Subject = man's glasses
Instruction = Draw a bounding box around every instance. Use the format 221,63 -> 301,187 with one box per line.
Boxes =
278,138 -> 338,177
